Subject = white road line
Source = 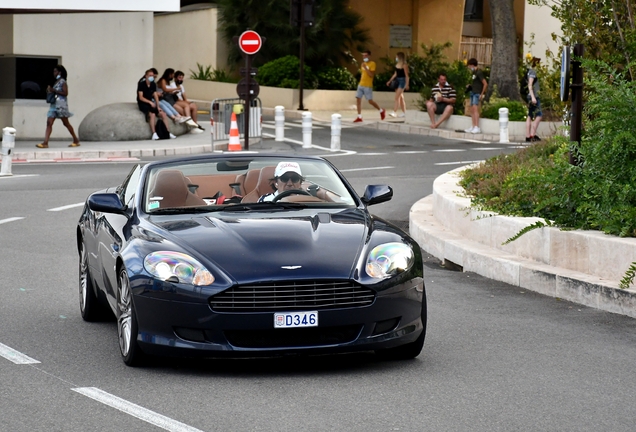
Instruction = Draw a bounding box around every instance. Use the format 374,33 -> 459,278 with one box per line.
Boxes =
472,147 -> 502,151
47,202 -> 85,212
340,166 -> 394,172
395,151 -> 428,154
433,149 -> 466,152
261,124 -> 290,130
72,387 -> 204,432
0,217 -> 25,225
0,342 -> 40,364
435,160 -> 484,166
261,132 -> 357,155
0,174 -> 40,179
357,152 -> 388,156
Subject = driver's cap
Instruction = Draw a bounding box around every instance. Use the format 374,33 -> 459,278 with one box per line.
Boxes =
275,161 -> 302,177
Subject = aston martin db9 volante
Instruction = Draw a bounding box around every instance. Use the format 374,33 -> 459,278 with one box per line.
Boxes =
77,154 -> 426,366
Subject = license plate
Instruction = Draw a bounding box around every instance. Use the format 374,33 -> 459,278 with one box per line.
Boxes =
274,311 -> 318,328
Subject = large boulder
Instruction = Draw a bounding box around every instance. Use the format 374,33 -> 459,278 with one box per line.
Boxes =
79,102 -> 189,141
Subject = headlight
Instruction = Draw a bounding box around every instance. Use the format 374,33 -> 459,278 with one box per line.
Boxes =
365,242 -> 414,279
144,251 -> 215,286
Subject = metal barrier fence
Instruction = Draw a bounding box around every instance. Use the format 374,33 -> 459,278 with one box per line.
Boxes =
210,98 -> 262,148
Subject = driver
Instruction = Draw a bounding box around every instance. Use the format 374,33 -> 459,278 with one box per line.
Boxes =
258,161 -> 304,202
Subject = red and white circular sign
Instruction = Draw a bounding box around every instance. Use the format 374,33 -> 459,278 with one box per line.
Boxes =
238,30 -> 262,55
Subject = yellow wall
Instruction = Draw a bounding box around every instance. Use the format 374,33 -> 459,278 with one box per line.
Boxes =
416,0 -> 465,60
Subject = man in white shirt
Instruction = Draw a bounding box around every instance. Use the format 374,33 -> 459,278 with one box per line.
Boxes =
258,162 -> 304,202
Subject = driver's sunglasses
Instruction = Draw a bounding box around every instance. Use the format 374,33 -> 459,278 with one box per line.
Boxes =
279,174 -> 302,183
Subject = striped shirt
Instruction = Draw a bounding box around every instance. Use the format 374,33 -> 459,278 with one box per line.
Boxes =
431,82 -> 456,101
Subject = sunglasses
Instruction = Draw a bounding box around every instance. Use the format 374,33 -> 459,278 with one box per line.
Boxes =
279,174 -> 302,183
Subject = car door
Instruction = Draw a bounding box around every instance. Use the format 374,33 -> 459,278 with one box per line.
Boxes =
96,164 -> 141,309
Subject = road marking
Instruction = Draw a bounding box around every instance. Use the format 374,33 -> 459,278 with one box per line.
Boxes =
47,202 -> 84,212
435,160 -> 484,166
472,147 -> 502,151
0,342 -> 40,364
261,124 -> 291,130
340,166 -> 394,172
261,132 -> 357,155
357,152 -> 388,156
72,387 -> 204,432
0,217 -> 25,225
432,149 -> 466,152
395,151 -> 428,154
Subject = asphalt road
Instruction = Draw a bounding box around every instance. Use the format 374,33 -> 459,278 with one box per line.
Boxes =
1,126 -> 635,431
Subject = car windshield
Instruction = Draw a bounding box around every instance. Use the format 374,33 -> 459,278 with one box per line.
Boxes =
143,157 -> 357,213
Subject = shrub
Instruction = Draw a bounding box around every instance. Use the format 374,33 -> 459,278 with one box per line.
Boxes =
481,89 -> 528,121
189,64 -> 238,83
315,66 -> 357,90
257,55 -> 316,89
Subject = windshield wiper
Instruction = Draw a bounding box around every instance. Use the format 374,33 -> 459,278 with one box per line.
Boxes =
218,202 -> 307,212
149,206 -> 214,215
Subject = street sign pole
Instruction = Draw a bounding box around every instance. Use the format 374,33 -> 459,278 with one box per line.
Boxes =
569,43 -> 584,166
298,0 -> 305,111
244,52 -> 251,150
236,30 -> 264,151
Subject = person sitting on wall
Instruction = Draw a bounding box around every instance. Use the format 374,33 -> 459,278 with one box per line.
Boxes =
425,72 -> 457,129
137,69 -> 175,140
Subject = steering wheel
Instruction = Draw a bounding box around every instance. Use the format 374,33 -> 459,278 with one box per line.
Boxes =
272,189 -> 313,202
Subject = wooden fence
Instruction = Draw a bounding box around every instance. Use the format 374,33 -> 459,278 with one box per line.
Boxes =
460,36 -> 493,66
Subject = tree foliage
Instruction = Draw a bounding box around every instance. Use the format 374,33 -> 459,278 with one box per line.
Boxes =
529,0 -> 636,79
216,0 -> 370,68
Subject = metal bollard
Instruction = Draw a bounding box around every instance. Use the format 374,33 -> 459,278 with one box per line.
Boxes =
274,105 -> 285,142
330,113 -> 341,151
302,111 -> 312,149
498,107 -> 510,143
1,127 -> 16,176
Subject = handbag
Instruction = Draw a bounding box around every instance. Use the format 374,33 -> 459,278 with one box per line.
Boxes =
162,93 -> 177,106
389,80 -> 399,90
46,92 -> 56,104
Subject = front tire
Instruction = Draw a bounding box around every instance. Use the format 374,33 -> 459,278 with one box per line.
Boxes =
79,241 -> 107,321
376,295 -> 427,361
117,267 -> 145,366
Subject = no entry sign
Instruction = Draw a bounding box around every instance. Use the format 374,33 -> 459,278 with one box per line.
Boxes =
238,30 -> 262,55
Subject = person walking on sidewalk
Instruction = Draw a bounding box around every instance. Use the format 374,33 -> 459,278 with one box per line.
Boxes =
425,73 -> 456,129
387,52 -> 409,118
353,50 -> 386,123
36,65 -> 80,148
464,58 -> 488,134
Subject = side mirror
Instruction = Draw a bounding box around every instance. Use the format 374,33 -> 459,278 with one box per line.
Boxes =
88,193 -> 128,215
361,185 -> 393,206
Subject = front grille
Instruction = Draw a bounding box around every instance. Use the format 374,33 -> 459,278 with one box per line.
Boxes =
209,280 -> 375,312
225,325 -> 363,348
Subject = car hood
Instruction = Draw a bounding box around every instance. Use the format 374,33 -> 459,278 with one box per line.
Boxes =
149,209 -> 370,282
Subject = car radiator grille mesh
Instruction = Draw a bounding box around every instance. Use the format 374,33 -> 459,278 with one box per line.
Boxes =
209,280 -> 375,312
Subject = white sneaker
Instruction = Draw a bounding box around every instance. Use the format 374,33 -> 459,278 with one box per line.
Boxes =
186,119 -> 198,128
389,111 -> 397,117
464,127 -> 474,133
398,113 -> 405,118
169,133 -> 177,139
152,132 -> 159,140
471,127 -> 482,134
177,116 -> 189,124
189,128 -> 204,134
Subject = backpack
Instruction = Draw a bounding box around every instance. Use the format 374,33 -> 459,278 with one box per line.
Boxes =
520,69 -> 538,100
155,119 -> 170,140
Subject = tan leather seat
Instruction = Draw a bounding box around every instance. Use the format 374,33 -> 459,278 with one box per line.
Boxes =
241,166 -> 276,203
150,169 -> 206,208
235,168 -> 260,196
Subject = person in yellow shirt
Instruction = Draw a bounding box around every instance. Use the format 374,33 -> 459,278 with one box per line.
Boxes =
354,50 -> 386,122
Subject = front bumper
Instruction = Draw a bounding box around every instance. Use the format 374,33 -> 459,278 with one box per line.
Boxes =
133,278 -> 425,358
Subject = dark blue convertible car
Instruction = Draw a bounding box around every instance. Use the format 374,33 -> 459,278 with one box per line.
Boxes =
77,154 -> 426,366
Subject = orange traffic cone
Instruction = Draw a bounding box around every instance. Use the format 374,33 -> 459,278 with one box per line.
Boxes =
228,112 -> 241,151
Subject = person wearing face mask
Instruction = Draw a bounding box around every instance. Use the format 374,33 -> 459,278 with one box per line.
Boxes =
137,69 -> 175,140
353,50 -> 386,123
464,58 -> 488,134
386,52 -> 410,117
36,65 -> 80,148
169,70 -> 204,132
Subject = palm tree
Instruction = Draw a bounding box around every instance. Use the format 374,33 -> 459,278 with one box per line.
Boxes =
216,0 -> 370,68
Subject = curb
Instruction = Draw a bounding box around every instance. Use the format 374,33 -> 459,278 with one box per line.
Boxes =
409,173 -> 636,319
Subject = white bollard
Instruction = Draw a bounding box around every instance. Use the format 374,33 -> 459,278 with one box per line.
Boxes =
0,127 -> 16,176
302,111 -> 312,149
330,113 -> 341,151
274,105 -> 285,142
498,107 -> 510,143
